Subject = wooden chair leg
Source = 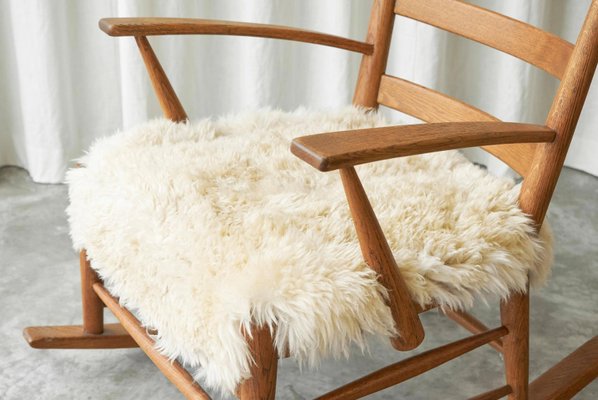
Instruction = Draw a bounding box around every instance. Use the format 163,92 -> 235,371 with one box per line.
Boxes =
500,291 -> 530,400
236,325 -> 278,400
80,249 -> 104,334
24,250 -> 137,348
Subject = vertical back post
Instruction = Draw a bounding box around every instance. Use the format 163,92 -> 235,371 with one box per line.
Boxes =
519,1 -> 598,225
353,0 -> 397,108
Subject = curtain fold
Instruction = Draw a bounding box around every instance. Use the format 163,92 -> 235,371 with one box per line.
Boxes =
1,0 -> 596,183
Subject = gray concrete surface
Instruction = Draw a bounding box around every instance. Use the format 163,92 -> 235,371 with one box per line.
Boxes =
0,165 -> 596,399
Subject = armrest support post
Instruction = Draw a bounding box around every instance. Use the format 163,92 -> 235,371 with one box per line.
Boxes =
340,167 -> 425,351
135,36 -> 188,122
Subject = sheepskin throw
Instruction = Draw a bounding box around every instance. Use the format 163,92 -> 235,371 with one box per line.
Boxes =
67,107 -> 552,394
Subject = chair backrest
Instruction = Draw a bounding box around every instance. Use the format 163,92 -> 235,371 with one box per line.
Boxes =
355,0 -> 598,226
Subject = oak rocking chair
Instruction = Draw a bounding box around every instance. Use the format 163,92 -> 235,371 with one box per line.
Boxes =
24,0 -> 598,399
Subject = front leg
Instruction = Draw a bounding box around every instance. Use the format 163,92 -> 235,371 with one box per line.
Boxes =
236,325 -> 278,400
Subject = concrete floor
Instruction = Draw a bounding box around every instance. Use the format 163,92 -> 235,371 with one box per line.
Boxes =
0,164 -> 596,400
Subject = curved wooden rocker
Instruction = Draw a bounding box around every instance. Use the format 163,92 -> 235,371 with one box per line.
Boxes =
24,0 -> 598,399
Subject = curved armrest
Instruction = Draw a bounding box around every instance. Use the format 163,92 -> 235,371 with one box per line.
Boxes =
99,18 -> 373,54
291,121 -> 556,171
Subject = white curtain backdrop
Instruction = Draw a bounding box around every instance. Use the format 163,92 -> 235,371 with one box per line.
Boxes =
1,0 -> 596,183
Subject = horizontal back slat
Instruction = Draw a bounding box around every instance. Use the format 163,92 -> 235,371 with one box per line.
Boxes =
378,75 -> 498,123
378,74 -> 537,176
395,0 -> 574,79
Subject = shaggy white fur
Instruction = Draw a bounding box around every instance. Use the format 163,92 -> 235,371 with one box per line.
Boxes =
67,107 -> 552,394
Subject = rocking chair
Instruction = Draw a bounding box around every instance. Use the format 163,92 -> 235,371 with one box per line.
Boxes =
24,0 -> 598,399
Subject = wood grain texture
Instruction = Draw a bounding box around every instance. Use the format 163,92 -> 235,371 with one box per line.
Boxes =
236,326 -> 278,400
340,167 -> 424,351
520,1 -> 598,226
483,142 -> 539,179
100,18 -> 372,55
529,336 -> 598,400
500,291 -> 530,400
468,385 -> 512,400
378,74 -> 538,177
23,323 -> 138,349
317,326 -> 508,400
80,250 -> 104,334
93,283 -> 212,400
395,0 -> 574,79
135,36 -> 188,122
444,309 -> 503,352
352,0 -> 396,107
378,74 -> 499,123
291,121 -> 555,172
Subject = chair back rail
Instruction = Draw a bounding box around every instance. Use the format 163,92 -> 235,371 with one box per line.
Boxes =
394,0 -> 574,79
377,74 -> 537,177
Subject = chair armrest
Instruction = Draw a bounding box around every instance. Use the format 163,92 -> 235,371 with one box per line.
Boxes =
99,18 -> 373,54
291,121 -> 556,171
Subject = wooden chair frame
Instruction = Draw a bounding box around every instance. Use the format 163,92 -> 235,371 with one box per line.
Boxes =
24,1 -> 598,399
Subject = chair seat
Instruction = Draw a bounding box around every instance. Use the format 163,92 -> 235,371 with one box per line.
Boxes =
66,107 -> 552,393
